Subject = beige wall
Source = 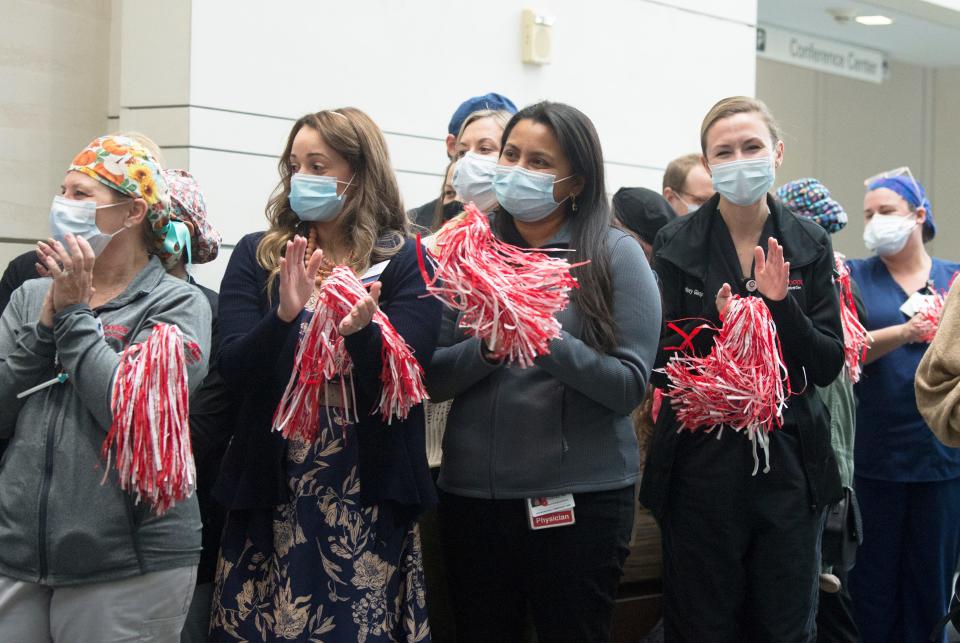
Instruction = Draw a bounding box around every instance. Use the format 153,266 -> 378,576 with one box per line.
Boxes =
931,67 -> 960,264
0,0 -> 113,266
757,57 -> 960,262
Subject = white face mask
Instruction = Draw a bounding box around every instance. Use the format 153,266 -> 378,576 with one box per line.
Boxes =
48,196 -> 127,255
452,152 -> 499,212
863,213 -> 918,256
679,198 -> 700,215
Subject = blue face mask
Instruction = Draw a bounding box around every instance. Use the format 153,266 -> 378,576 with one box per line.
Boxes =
453,152 -> 499,212
289,173 -> 354,222
48,195 -> 127,256
710,155 -> 776,206
492,165 -> 573,222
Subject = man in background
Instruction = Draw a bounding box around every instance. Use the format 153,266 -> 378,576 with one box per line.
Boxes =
662,152 -> 714,216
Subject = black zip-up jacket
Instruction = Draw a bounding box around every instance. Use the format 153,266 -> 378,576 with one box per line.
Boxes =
640,194 -> 844,518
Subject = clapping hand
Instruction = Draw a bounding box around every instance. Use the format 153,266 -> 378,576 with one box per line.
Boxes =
754,237 -> 789,302
37,235 -> 96,312
716,282 -> 733,315
277,236 -> 324,323
338,282 -> 381,336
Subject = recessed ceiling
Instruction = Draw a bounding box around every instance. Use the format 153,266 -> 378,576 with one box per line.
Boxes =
759,0 -> 960,67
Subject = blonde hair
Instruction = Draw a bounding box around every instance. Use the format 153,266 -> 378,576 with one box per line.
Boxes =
114,131 -> 166,167
456,109 -> 512,143
700,96 -> 781,155
427,109 -> 511,231
257,107 -> 408,295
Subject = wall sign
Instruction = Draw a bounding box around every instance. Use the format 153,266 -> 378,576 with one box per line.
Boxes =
757,25 -> 887,84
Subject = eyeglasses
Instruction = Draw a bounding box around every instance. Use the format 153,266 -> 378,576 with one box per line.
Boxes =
677,190 -> 708,207
864,166 -> 921,199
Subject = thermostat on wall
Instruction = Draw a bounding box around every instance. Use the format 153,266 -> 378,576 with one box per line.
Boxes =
522,9 -> 554,65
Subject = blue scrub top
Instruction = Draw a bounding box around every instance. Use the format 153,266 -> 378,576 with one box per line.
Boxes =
848,255 -> 960,481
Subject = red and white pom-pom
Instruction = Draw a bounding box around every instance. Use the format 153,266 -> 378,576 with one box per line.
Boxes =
916,290 -> 946,343
835,254 -> 871,383
417,203 -> 581,368
663,296 -> 790,475
320,267 -> 428,423
273,266 -> 428,440
272,299 -> 352,441
102,323 -> 194,515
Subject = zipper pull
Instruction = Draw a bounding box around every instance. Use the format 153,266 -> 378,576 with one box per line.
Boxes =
17,373 -> 69,400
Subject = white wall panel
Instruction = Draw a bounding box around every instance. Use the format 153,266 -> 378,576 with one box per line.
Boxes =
186,148 -> 280,246
189,107 -> 291,157
188,0 -> 756,177
117,106 -> 189,147
396,170 -> 446,212
605,164 -> 666,196
660,0 -> 757,24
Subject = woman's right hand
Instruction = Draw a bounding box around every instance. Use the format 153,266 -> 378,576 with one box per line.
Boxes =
277,235 -> 324,323
901,314 -> 929,344
38,236 -> 96,312
716,282 -> 733,316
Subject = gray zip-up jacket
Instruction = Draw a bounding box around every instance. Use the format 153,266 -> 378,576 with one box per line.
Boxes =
0,256 -> 211,586
429,226 -> 661,498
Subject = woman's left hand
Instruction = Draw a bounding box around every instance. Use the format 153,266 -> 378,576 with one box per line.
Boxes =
339,282 -> 381,336
754,237 -> 789,302
38,234 -> 96,311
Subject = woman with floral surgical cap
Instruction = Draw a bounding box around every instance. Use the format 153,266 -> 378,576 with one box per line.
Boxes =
0,135 -> 212,642
846,168 -> 960,643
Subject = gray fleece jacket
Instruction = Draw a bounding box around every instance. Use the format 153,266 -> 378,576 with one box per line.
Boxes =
429,226 -> 661,499
0,256 -> 211,586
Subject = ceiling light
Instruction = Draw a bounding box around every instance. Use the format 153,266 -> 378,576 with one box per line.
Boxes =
855,15 -> 894,25
922,1 -> 960,11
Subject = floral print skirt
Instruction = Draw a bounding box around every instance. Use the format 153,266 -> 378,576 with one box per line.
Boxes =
210,415 -> 430,642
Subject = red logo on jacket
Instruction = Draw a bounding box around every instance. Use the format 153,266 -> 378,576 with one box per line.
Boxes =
185,341 -> 203,365
102,324 -> 130,342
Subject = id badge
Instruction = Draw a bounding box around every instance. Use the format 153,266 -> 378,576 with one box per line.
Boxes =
526,494 -> 576,530
900,291 -> 934,318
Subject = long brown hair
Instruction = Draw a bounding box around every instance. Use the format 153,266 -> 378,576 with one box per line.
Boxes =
430,159 -> 458,231
496,101 -> 617,353
257,107 -> 408,295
